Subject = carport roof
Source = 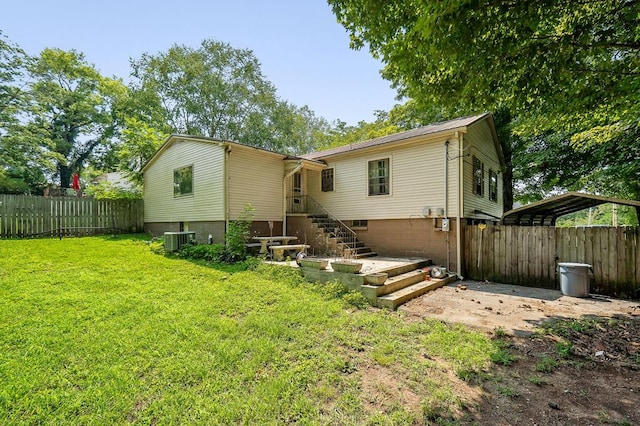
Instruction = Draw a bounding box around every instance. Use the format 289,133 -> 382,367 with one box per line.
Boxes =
501,192 -> 640,226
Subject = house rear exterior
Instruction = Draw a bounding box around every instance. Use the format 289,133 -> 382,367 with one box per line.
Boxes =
142,113 -> 504,277
143,136 -> 290,241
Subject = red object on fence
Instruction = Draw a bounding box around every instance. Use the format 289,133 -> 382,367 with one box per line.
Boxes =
72,173 -> 81,191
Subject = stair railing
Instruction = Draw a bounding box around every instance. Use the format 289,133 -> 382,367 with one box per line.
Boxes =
303,196 -> 358,258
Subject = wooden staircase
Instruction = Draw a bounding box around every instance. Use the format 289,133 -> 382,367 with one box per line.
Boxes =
308,214 -> 377,259
359,259 -> 458,309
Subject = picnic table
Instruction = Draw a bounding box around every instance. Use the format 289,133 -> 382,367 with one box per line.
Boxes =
252,236 -> 298,254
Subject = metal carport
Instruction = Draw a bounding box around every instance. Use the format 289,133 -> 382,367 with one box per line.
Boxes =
501,192 -> 640,226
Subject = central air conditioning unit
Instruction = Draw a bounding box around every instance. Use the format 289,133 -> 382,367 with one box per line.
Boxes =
164,231 -> 196,252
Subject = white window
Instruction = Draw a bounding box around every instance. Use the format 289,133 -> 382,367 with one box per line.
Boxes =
174,165 -> 193,197
368,158 -> 389,196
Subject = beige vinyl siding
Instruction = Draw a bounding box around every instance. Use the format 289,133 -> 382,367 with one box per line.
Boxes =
144,139 -> 225,222
307,135 -> 461,219
462,120 -> 503,219
227,145 -> 284,221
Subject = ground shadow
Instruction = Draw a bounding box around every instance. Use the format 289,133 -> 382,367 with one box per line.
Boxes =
451,280 -> 563,301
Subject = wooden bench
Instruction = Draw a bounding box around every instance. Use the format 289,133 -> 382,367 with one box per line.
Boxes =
270,244 -> 310,261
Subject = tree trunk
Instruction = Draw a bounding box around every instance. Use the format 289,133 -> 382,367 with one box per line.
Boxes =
493,108 -> 515,213
502,143 -> 514,212
59,164 -> 72,188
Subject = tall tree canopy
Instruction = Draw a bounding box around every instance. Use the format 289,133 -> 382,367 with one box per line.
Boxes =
328,0 -> 640,206
0,31 -> 34,193
2,48 -> 126,189
130,39 -> 329,155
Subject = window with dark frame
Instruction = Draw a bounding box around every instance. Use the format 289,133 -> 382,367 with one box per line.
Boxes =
174,165 -> 193,197
321,168 -> 334,192
352,220 -> 368,228
489,169 -> 498,202
472,156 -> 484,196
368,158 -> 389,196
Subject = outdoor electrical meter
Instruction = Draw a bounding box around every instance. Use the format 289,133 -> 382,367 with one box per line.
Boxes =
442,218 -> 450,231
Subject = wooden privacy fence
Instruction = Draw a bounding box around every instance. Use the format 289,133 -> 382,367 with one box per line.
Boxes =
464,225 -> 639,298
0,194 -> 144,238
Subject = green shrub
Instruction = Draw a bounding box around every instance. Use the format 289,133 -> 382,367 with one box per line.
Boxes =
341,291 -> 370,309
224,204 -> 254,262
178,243 -> 225,261
319,280 -> 350,299
148,238 -> 166,255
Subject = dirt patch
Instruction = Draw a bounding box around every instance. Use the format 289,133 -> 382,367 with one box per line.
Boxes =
400,280 -> 640,336
398,281 -> 640,425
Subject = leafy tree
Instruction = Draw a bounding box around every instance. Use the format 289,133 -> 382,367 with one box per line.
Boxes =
84,180 -> 141,200
324,101 -> 452,150
4,48 -> 127,188
329,0 -> 639,122
325,116 -> 399,149
0,31 -> 27,130
116,116 -> 167,185
328,0 -> 640,213
0,32 -> 37,193
130,39 -> 328,155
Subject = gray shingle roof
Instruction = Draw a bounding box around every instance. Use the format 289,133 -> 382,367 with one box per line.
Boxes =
303,113 -> 490,160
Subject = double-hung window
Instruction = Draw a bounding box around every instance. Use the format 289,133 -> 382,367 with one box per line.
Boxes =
368,158 -> 389,196
321,168 -> 334,192
472,156 -> 484,196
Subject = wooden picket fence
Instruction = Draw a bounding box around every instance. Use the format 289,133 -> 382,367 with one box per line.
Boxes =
464,225 -> 640,298
0,194 -> 144,238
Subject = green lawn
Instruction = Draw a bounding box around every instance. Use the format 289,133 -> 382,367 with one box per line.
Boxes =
0,236 -> 498,425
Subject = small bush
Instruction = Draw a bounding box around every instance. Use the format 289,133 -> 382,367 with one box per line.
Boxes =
178,243 -> 225,261
148,238 -> 166,255
341,291 -> 370,309
240,256 -> 262,271
224,204 -> 254,261
318,280 -> 350,299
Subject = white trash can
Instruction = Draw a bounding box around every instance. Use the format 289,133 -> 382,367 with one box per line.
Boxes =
558,262 -> 592,297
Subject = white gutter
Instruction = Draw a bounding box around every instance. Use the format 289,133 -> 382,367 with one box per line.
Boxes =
282,163 -> 303,235
457,132 -> 464,279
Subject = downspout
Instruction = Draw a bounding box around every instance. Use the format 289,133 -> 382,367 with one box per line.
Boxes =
444,141 -> 450,271
224,145 -> 230,236
457,132 -> 464,279
283,163 -> 303,235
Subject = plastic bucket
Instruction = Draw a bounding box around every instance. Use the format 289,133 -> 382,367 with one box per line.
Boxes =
558,262 -> 591,297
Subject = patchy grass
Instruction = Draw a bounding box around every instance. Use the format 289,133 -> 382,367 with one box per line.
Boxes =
535,356 -> 560,373
0,236 -> 503,424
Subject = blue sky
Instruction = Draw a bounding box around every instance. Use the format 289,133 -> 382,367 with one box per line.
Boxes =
0,0 -> 399,125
